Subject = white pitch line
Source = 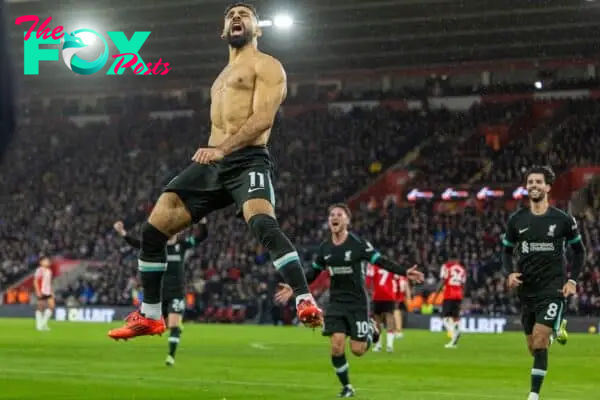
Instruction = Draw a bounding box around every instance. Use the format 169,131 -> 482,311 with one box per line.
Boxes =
0,367 -> 573,400
249,342 -> 272,350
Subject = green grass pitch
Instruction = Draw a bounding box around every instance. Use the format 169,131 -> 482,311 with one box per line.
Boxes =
0,319 -> 597,399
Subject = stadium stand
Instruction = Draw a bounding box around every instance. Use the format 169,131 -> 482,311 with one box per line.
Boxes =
2,82 -> 600,320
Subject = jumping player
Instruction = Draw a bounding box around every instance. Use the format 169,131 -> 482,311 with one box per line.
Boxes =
113,219 -> 208,365
503,166 -> 585,400
366,264 -> 398,353
33,257 -> 54,331
436,254 -> 466,348
108,3 -> 322,340
393,274 -> 410,339
275,204 -> 424,397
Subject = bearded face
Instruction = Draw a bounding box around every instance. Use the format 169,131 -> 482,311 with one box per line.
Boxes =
223,6 -> 258,48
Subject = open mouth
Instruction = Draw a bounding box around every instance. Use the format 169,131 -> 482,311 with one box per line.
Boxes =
331,221 -> 340,227
231,22 -> 244,36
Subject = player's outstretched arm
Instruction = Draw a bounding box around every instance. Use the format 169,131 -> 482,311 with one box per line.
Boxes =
373,256 -> 423,283
217,57 -> 287,155
113,220 -> 141,249
360,238 -> 423,282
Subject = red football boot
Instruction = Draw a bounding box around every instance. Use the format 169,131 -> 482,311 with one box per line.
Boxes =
108,310 -> 166,340
296,297 -> 323,328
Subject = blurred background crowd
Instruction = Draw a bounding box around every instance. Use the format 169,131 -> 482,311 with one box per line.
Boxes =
2,79 -> 600,321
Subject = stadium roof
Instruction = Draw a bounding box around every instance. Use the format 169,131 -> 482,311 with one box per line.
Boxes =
6,0 -> 600,92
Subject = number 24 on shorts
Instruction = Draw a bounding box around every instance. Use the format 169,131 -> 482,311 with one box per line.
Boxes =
171,299 -> 185,312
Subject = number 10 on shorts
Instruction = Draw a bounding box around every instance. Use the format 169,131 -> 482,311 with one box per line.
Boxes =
356,321 -> 369,338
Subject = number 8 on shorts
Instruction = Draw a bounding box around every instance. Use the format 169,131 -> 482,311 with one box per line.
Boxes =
536,299 -> 564,331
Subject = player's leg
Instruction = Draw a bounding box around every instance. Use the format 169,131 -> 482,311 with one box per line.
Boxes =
324,315 -> 354,397
140,193 -> 190,317
108,192 -> 189,340
441,300 -> 456,346
229,163 -> 320,326
384,309 -> 395,352
555,318 -> 568,345
441,300 -> 453,337
166,312 -> 183,366
521,303 -> 536,355
349,310 -> 378,357
41,296 -> 55,330
331,334 -> 354,397
446,301 -> 462,347
394,303 -> 404,339
35,298 -> 45,331
165,298 -> 185,366
527,299 -> 564,400
109,163 -> 227,340
554,299 -> 568,345
371,304 -> 383,351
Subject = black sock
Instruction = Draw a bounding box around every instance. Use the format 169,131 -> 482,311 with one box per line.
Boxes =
139,222 -> 168,304
168,326 -> 181,357
331,354 -> 350,387
531,349 -> 548,394
248,215 -> 309,297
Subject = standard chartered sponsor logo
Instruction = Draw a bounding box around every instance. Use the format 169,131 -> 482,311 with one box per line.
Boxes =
328,266 -> 354,275
521,241 -> 555,253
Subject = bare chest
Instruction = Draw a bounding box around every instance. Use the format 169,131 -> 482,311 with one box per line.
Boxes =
211,66 -> 255,100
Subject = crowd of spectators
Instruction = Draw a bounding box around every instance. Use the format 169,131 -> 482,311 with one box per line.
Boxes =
2,94 -> 600,320
413,100 -> 532,186
18,76 -> 600,117
479,99 -> 600,184
0,105 -> 449,297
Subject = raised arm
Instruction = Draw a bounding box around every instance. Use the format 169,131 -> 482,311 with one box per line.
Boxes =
362,239 -> 423,282
305,253 -> 325,284
113,220 -> 141,250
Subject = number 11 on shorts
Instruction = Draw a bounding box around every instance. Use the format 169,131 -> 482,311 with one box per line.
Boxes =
248,171 -> 265,190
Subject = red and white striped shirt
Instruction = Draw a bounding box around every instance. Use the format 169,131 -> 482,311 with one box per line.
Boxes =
34,267 -> 52,296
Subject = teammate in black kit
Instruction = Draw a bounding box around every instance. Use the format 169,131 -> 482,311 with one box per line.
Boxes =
502,166 -> 585,400
113,219 -> 208,365
276,204 -> 423,397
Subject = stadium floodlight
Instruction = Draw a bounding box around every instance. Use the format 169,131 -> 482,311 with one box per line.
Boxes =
273,14 -> 293,28
258,20 -> 273,27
